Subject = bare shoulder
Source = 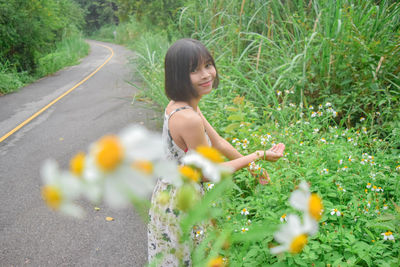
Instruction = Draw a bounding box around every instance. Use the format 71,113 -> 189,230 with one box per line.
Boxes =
169,108 -> 203,130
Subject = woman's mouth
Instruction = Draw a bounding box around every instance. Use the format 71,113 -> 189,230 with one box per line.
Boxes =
199,80 -> 212,87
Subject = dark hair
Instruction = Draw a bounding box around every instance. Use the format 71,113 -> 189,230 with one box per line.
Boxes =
164,38 -> 219,102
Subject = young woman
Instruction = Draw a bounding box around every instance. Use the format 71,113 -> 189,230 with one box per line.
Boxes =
148,38 -> 285,266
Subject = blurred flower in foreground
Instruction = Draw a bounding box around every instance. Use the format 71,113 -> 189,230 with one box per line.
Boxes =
271,181 -> 322,254
41,159 -> 83,217
289,181 -> 323,221
182,146 -> 233,183
270,214 -> 317,254
41,125 -> 182,213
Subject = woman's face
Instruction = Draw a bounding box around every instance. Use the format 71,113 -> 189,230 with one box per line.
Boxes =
190,60 -> 216,97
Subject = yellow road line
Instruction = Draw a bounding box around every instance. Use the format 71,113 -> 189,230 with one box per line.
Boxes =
0,43 -> 114,143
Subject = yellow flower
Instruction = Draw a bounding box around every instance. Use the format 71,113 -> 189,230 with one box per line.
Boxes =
179,165 -> 201,182
41,185 -> 62,210
208,256 -> 225,267
196,146 -> 223,163
70,152 -> 85,176
132,160 -> 154,175
95,135 -> 124,171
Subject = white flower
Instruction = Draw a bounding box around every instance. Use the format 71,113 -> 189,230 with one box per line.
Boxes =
195,229 -> 204,237
41,159 -> 84,218
270,214 -> 318,254
241,208 -> 249,216
241,227 -> 249,233
206,183 -> 215,191
289,181 -> 323,222
182,149 -> 232,183
381,231 -> 395,241
330,209 -> 341,216
280,214 -> 287,222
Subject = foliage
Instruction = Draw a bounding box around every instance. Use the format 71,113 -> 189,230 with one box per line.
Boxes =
0,0 -> 85,72
72,0 -> 118,34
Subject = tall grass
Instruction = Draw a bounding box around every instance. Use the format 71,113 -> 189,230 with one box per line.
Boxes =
177,0 -> 400,144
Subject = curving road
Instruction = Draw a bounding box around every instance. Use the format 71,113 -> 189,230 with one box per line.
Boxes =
0,40 -> 160,266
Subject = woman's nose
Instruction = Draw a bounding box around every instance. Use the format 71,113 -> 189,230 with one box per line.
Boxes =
200,67 -> 210,78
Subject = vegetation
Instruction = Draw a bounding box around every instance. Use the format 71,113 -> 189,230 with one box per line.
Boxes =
89,0 -> 400,265
0,0 -> 88,94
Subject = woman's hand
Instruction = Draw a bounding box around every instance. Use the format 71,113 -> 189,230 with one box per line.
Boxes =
256,143 -> 285,162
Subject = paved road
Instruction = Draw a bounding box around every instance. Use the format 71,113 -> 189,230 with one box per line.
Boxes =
0,40 -> 160,266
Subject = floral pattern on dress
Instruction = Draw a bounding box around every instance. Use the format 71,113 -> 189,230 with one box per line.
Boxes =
148,106 -> 210,266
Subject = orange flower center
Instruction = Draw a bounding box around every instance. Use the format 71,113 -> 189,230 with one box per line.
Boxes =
95,135 -> 123,171
309,193 -> 323,221
290,234 -> 308,253
41,185 -> 62,210
70,152 -> 85,176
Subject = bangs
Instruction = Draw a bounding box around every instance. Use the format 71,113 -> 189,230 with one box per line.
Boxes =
189,48 -> 213,72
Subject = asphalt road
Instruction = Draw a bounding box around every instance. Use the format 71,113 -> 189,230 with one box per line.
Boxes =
0,40 -> 160,266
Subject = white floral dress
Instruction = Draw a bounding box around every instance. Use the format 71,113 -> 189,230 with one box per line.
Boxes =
148,106 -> 210,266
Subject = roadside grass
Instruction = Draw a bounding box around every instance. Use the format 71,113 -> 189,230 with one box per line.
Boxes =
0,34 -> 89,95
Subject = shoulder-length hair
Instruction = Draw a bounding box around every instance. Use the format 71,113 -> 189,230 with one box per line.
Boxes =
164,38 -> 219,102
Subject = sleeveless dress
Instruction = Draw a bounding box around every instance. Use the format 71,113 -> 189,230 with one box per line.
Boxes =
148,106 -> 211,266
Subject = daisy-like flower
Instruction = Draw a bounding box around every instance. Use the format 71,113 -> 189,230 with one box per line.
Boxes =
376,187 -> 383,192
289,181 -> 324,222
206,183 -> 215,191
182,146 -> 233,183
396,165 -> 400,171
383,204 -> 388,210
311,112 -> 317,118
241,208 -> 249,216
320,138 -> 327,143
338,159 -> 343,165
366,183 -> 372,189
360,117 -> 365,122
317,111 -> 323,117
41,159 -> 83,218
270,214 -> 318,254
309,105 -> 314,110
195,229 -> 204,237
241,227 -> 249,233
371,185 -> 378,191
82,125 -> 178,208
276,90 -> 282,96
313,128 -> 320,134
325,102 -> 332,107
320,168 -> 329,174
280,214 -> 288,222
232,138 -> 239,144
381,231 -> 395,241
330,209 -> 341,216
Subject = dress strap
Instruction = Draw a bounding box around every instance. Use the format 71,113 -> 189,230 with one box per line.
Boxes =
167,105 -> 194,120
